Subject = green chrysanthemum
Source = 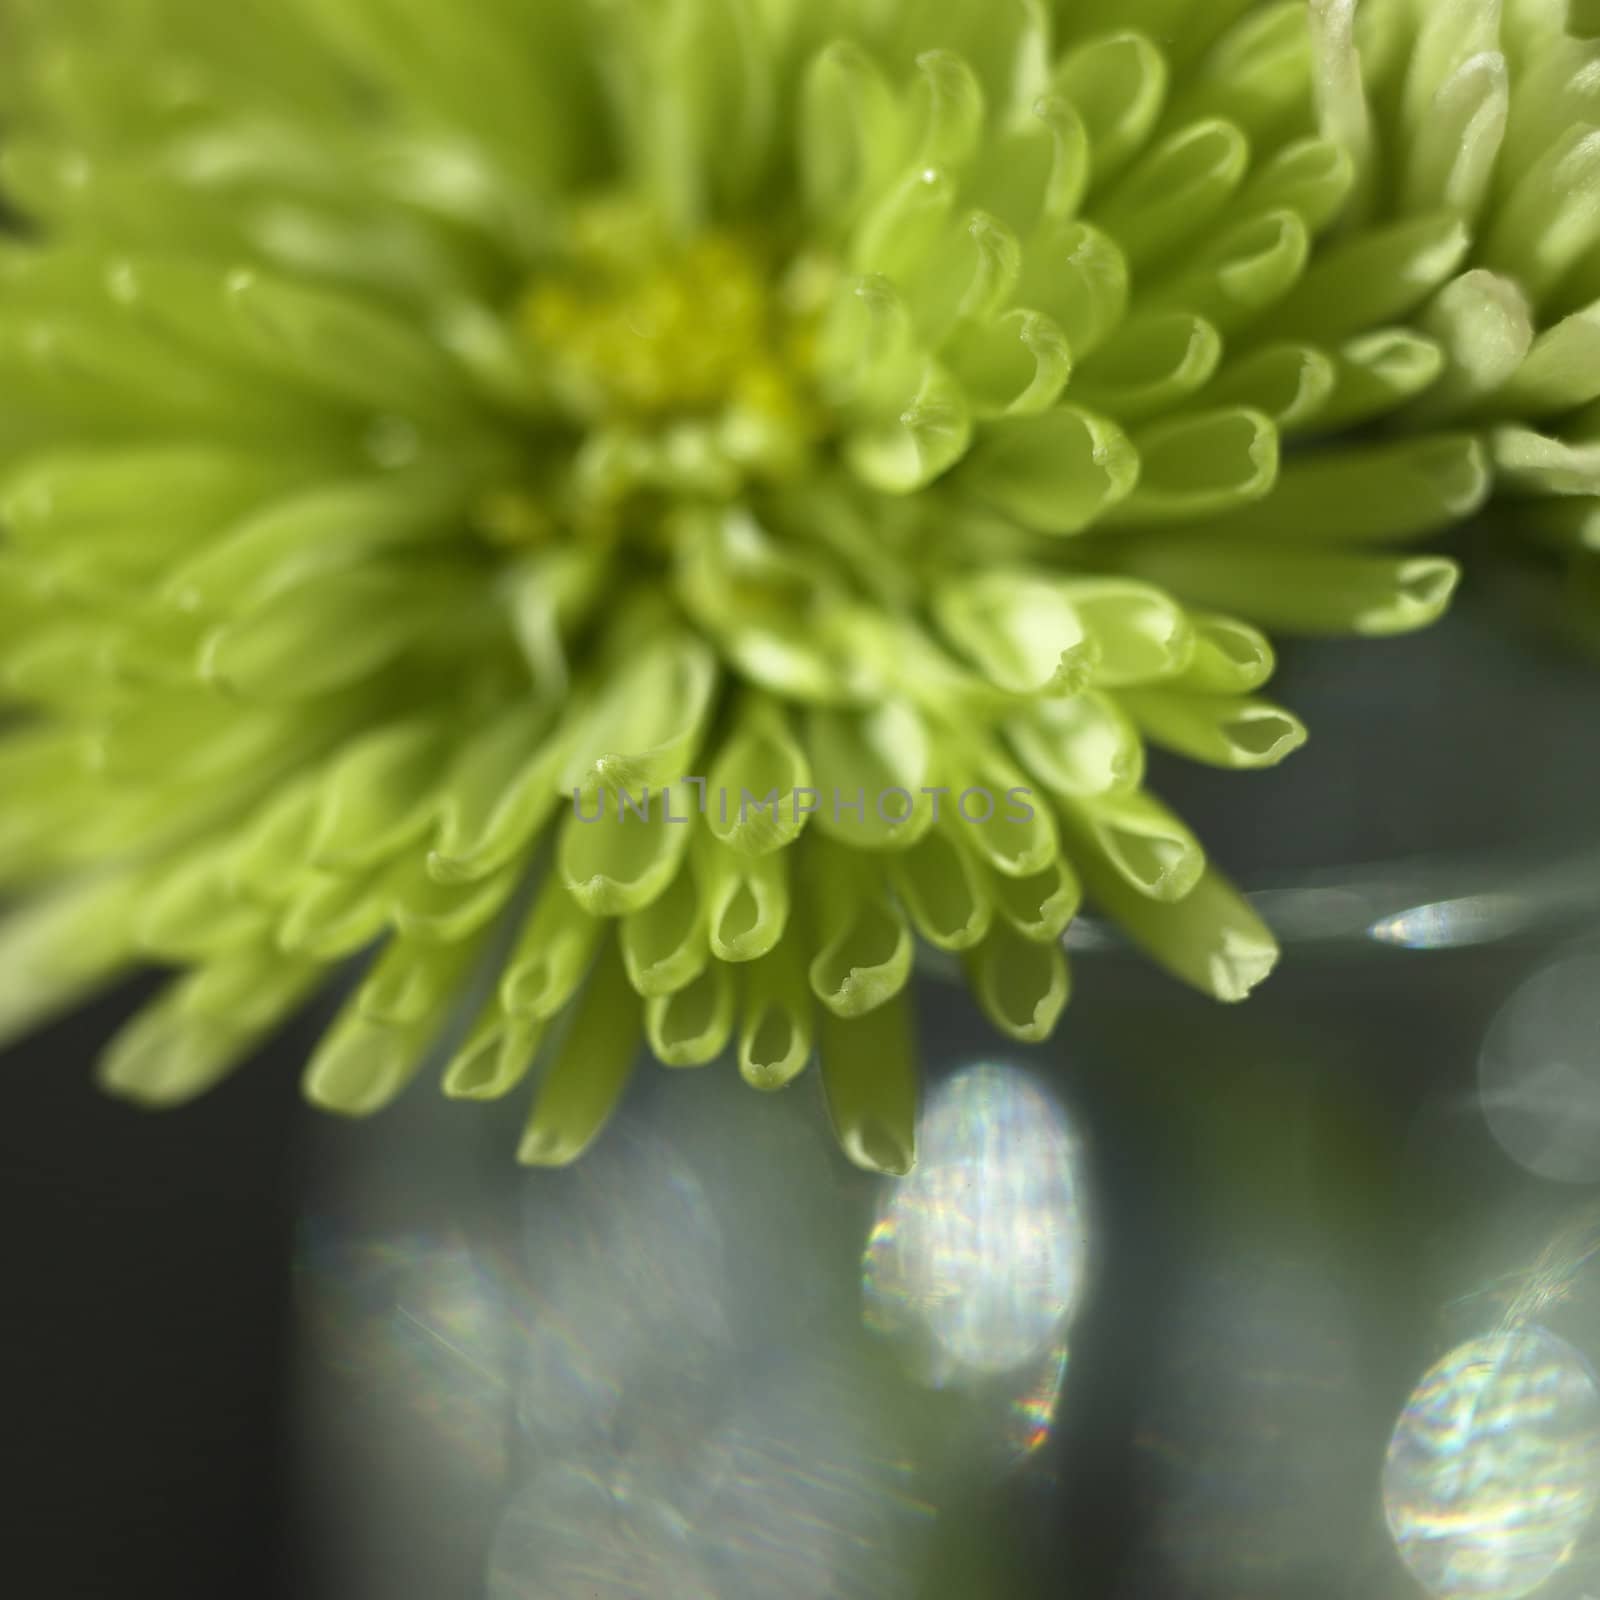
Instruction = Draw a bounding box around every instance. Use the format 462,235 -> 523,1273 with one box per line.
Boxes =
0,0 -> 1584,1172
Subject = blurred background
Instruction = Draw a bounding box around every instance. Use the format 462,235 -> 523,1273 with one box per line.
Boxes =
7,581 -> 1600,1599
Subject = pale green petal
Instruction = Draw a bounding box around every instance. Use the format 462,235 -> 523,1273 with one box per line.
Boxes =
932,570 -> 1097,697
697,837 -> 790,963
1006,691 -> 1145,799
558,781 -> 697,917
1192,436 -> 1490,543
1112,540 -> 1461,636
1058,787 -> 1207,905
806,702 -> 935,850
1115,408 -> 1279,524
738,940 -> 814,1091
965,920 -> 1071,1043
704,695 -> 814,855
1083,860 -> 1278,1003
518,935 -> 640,1167
1073,312 -> 1224,424
989,855 -> 1082,944
0,871 -> 144,1048
502,875 -> 604,1019
819,993 -> 917,1176
620,863 -> 709,998
309,718 -> 449,871
1120,689 -> 1308,770
961,407 -> 1139,535
441,1001 -> 544,1101
645,958 -> 736,1067
888,825 -> 994,952
1053,30 -> 1168,185
807,851 -> 914,1018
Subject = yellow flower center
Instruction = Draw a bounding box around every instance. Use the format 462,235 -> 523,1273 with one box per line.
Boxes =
517,206 -> 820,438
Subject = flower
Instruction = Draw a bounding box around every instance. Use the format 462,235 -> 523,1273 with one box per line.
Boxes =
0,0 -> 1582,1173
1315,0 -> 1600,646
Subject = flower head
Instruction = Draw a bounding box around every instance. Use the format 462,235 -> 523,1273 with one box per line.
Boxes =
0,0 -> 1586,1171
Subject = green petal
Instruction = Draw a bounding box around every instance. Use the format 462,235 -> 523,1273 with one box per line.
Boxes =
558,782 -> 697,917
705,695 -> 814,855
501,876 -> 604,1019
560,631 -> 718,800
738,940 -> 814,1091
1007,691 -> 1145,799
1053,30 -> 1168,185
1060,578 -> 1196,686
1072,312 -> 1223,424
1016,220 -> 1129,357
961,407 -> 1139,535
807,851 -> 914,1018
301,986 -> 455,1117
939,741 -> 1060,879
228,776 -> 321,904
989,854 -> 1082,944
201,564 -> 476,700
1495,300 -> 1600,417
851,165 -> 958,284
428,705 -> 562,884
1410,271 -> 1534,422
799,41 -> 902,227
1258,212 -> 1471,341
845,357 -> 973,494
1195,435 -> 1490,543
645,958 -> 736,1067
0,871 -> 143,1048
100,964 -> 315,1108
1116,408 -> 1279,524
819,993 -> 918,1176
177,941 -> 324,1032
309,718 -> 448,871
1204,343 -> 1338,432
223,265 -> 482,425
1057,787 -> 1207,904
1120,689 -> 1308,770
1111,540 -> 1460,636
1144,209 -> 1309,333
911,49 -> 986,174
518,935 -> 640,1166
1084,860 -> 1278,1003
139,847 -> 271,962
933,569 -> 1097,697
1175,5 -> 1313,142
1318,328 -> 1446,430
163,473 -> 465,616
965,920 -> 1071,1043
697,836 -> 790,964
1483,125 -> 1600,306
357,931 -> 481,1027
441,1002 -> 544,1102
806,702 -> 935,851
1402,51 -> 1507,220
966,99 -> 1089,235
1492,428 -> 1600,497
1168,613 -> 1277,694
942,308 -> 1073,419
1092,118 -> 1250,270
620,862 -> 709,998
389,857 -> 521,944
278,866 -> 392,960
888,824 -> 994,952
